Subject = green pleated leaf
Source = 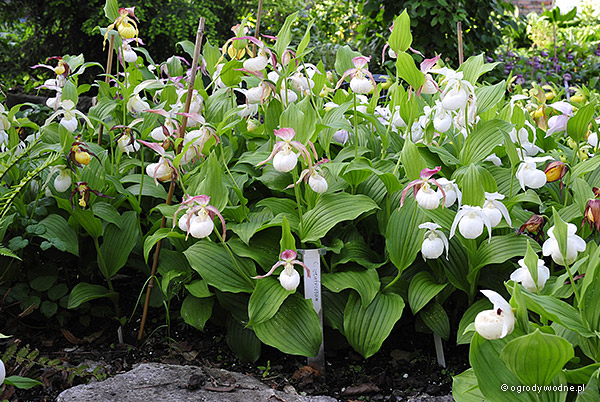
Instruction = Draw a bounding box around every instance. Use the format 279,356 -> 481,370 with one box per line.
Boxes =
408,272 -> 447,314
581,245 -> 600,332
521,292 -> 595,337
226,316 -> 261,363
323,289 -> 347,334
439,236 -> 470,294
103,0 -> 119,21
468,234 -> 540,282
273,12 -> 298,59
67,282 -> 117,309
344,292 -> 405,358
185,280 -> 213,298
143,228 -> 186,263
388,10 -> 412,53
420,302 -> 450,340
570,155 -> 600,179
395,52 -> 425,89
334,45 -> 362,77
458,54 -> 500,84
36,214 -> 79,256
180,295 -> 214,330
254,294 -> 321,357
475,80 -> 506,114
564,363 -> 600,385
470,333 -> 539,402
567,103 -> 595,143
459,119 -> 512,165
190,152 -> 228,211
331,240 -> 385,270
3,376 -> 43,390
386,197 -> 425,276
184,240 -> 256,293
456,299 -> 490,345
300,193 -> 378,242
248,277 -> 293,325
455,164 -> 485,206
500,329 -> 574,386
452,369 -> 486,402
576,369 -> 600,402
99,211 -> 138,279
92,202 -> 122,229
70,208 -> 103,239
322,268 -> 380,307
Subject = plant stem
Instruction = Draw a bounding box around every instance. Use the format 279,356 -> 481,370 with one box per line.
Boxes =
353,92 -> 358,159
98,34 -> 115,145
292,168 -> 304,223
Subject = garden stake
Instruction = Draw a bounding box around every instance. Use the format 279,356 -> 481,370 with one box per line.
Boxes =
433,333 -> 446,368
138,17 -> 206,341
298,248 -> 326,372
253,0 -> 264,55
98,34 -> 115,145
457,22 -> 464,66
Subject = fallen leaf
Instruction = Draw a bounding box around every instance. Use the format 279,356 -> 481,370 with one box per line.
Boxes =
341,383 -> 381,396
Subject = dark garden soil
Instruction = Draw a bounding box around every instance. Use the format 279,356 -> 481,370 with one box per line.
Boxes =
1,272 -> 468,402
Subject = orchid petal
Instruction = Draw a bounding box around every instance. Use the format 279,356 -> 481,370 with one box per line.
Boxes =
291,259 -> 311,277
400,179 -> 422,208
549,101 -> 573,116
420,166 -> 442,180
420,54 -> 441,73
253,261 -> 285,279
206,205 -> 227,241
335,69 -> 357,89
492,200 -> 512,227
257,142 -> 284,166
352,56 -> 371,69
274,127 -> 296,142
449,208 -> 468,239
138,140 -> 166,156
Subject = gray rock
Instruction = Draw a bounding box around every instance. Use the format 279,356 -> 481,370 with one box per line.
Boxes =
57,363 -> 338,402
406,394 -> 454,402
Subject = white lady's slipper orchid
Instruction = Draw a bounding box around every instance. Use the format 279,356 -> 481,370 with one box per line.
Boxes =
336,56 -> 377,95
482,192 -> 512,228
53,168 -> 72,192
510,258 -> 550,292
257,128 -> 314,173
542,223 -> 587,266
333,129 -> 349,144
287,159 -> 329,194
173,195 -> 226,241
280,88 -> 298,107
237,103 -> 259,118
432,101 -> 452,133
44,99 -> 92,133
117,131 -> 140,155
450,205 -> 493,241
587,132 -> 598,149
439,71 -> 474,111
375,105 -> 391,125
419,222 -> 449,260
127,94 -> 150,114
516,156 -> 554,190
243,52 -> 269,72
145,157 -> 173,184
212,63 -> 226,89
400,167 -> 447,210
435,178 -> 461,208
253,250 -> 310,291
475,290 -> 515,340
122,42 -> 138,63
0,358 -> 4,385
509,124 -> 541,157
546,101 -> 573,137
290,70 -> 314,95
484,153 -> 503,166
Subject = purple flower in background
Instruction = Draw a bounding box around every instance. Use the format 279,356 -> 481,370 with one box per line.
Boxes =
486,56 -> 494,63
594,44 -> 600,56
507,50 -> 516,58
515,74 -> 525,85
563,73 -> 572,82
540,50 -> 549,57
566,53 -> 574,62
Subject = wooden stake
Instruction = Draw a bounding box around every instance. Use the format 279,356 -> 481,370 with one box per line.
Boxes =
98,34 -> 115,145
457,22 -> 464,66
253,0 -> 264,55
138,17 -> 206,341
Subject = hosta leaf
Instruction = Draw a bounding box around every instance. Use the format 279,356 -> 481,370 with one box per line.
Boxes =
184,240 -> 256,293
226,316 -> 261,363
254,294 -> 321,357
180,295 -> 213,330
386,197 -> 425,275
500,329 -> 574,386
343,291 -> 404,358
67,282 -> 117,309
300,193 -> 378,242
408,271 -> 447,314
322,268 -> 379,307
99,211 -> 138,279
248,277 -> 293,325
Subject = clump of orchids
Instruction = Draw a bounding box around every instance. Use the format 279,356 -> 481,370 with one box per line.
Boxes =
257,127 -> 327,193
173,195 -> 226,240
253,250 -> 310,291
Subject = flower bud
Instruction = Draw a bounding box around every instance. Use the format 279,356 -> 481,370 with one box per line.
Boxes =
517,214 -> 545,235
584,199 -> 600,232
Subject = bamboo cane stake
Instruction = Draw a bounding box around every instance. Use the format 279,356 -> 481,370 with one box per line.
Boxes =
253,0 -> 264,55
457,22 -> 464,66
138,17 -> 206,341
98,34 -> 115,145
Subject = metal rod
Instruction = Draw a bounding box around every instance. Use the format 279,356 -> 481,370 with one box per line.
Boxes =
138,17 -> 206,341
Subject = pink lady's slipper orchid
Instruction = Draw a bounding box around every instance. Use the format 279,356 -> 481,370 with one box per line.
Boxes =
419,55 -> 441,95
253,250 -> 310,291
419,222 -> 449,260
542,223 -> 586,266
546,101 -> 573,137
482,192 -> 512,228
173,195 -> 226,240
450,205 -> 493,241
474,290 -> 515,340
336,56 -> 377,95
257,128 -> 313,173
287,159 -> 329,193
510,258 -> 550,292
400,167 -> 447,210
